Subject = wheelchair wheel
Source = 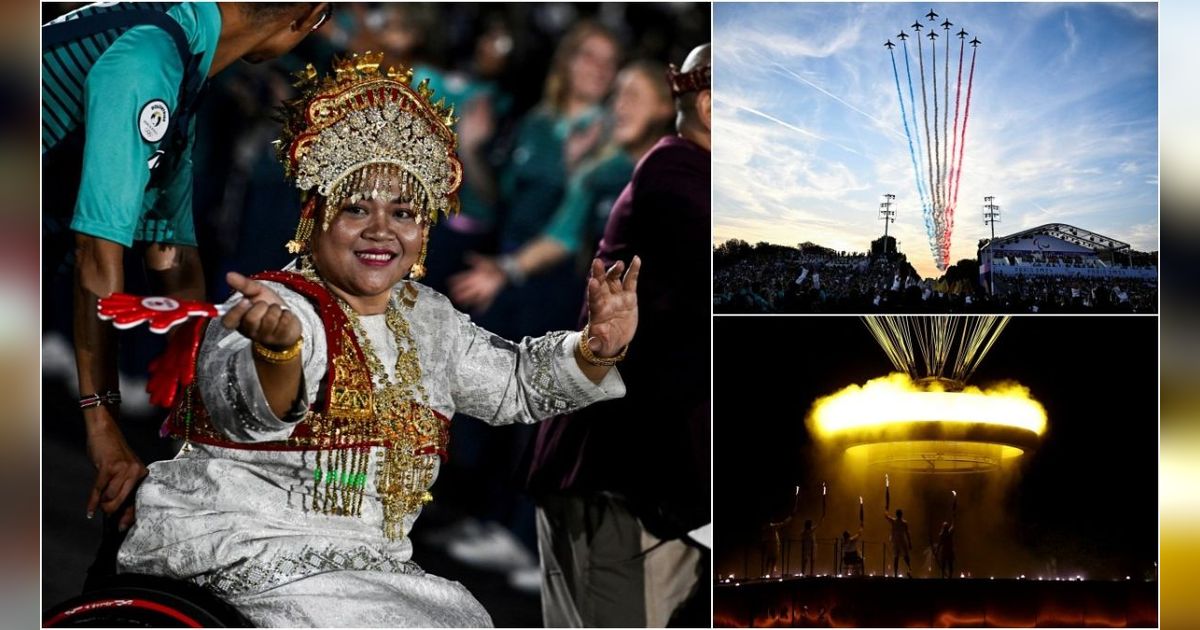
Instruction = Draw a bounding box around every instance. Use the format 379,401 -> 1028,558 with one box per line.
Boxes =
42,573 -> 252,628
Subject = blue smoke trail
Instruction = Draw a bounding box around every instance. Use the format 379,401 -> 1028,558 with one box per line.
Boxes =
901,40 -> 935,248
889,49 -> 928,242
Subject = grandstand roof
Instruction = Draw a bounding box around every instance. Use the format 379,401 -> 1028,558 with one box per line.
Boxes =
982,223 -> 1130,252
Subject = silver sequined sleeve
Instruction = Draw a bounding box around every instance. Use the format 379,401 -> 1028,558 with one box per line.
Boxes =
445,305 -> 626,425
196,282 -> 328,443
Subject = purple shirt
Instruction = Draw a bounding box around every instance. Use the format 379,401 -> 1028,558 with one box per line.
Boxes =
526,135 -> 711,538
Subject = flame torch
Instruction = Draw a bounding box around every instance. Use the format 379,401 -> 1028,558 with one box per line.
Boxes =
822,482 -> 827,519
885,474 -> 890,512
859,495 -> 864,527
952,490 -> 957,515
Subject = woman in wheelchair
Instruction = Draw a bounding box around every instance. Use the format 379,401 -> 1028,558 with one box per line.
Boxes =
47,52 -> 637,628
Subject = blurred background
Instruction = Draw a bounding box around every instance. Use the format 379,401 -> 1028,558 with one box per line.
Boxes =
33,2 -> 708,627
1158,1 -> 1200,628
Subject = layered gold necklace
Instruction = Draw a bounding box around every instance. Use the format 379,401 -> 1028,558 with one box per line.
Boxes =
300,259 -> 445,540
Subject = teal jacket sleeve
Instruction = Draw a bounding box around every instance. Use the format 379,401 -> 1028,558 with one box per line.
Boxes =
71,24 -> 185,247
151,115 -> 198,246
541,170 -> 592,254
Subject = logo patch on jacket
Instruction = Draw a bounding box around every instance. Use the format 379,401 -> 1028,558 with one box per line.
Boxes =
138,100 -> 170,143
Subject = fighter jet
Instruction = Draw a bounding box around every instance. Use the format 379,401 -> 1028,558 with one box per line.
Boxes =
928,30 -> 939,40
897,30 -> 910,41
926,9 -> 939,20
885,40 -> 895,49
911,20 -> 924,31
957,29 -> 968,39
970,37 -> 982,47
941,19 -> 953,29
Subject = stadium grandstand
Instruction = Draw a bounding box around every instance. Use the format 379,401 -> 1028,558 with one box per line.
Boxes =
980,223 -> 1157,286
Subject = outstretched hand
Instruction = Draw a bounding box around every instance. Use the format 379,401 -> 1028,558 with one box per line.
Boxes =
222,272 -> 302,350
584,256 -> 640,358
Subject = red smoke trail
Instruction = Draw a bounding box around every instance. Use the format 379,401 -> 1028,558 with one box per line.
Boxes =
948,36 -> 965,205
930,33 -> 941,211
946,45 -> 978,267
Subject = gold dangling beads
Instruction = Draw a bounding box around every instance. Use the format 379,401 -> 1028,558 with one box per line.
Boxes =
409,224 -> 430,280
287,194 -> 319,254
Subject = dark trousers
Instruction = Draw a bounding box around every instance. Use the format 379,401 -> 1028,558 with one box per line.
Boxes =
536,493 -> 706,627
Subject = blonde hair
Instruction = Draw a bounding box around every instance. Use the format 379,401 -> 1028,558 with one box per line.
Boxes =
541,21 -> 620,114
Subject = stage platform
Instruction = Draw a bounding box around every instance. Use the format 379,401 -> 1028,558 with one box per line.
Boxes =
714,576 -> 1157,627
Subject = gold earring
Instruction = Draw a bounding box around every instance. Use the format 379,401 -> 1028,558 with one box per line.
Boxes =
409,226 -> 430,281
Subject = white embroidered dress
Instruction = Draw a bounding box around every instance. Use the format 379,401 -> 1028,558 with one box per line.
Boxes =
116,280 -> 625,627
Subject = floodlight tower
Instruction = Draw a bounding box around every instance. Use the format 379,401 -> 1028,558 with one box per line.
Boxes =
983,196 -> 1001,241
879,193 -> 897,253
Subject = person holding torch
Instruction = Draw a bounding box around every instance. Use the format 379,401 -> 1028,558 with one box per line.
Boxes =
799,485 -> 824,577
936,490 -> 957,578
883,474 -> 912,578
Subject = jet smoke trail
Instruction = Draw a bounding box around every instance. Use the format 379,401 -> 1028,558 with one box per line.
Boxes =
902,40 -> 935,247
930,32 -> 941,211
948,34 -> 965,205
947,43 -> 979,268
890,48 -> 931,243
943,26 -> 951,211
916,28 -> 937,229
953,44 -> 978,213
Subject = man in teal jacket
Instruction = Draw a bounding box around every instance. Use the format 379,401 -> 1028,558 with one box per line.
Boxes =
42,2 -> 330,531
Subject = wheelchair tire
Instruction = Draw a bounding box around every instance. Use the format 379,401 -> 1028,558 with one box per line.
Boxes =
42,573 -> 252,628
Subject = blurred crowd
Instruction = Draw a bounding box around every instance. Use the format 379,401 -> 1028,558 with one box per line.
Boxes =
714,240 -> 1158,314
989,274 -> 1158,313
41,2 -> 708,621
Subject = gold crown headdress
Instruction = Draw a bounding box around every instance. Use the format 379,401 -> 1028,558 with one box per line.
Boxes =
275,51 -> 462,254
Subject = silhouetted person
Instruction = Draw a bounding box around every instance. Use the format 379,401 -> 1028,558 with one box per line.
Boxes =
885,508 -> 913,577
800,518 -> 820,576
761,515 -> 791,578
936,520 -> 955,578
761,486 -> 804,579
840,527 -> 864,576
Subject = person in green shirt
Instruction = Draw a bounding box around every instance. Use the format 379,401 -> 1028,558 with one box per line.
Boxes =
442,22 -> 617,339
449,60 -> 674,313
42,2 -> 330,532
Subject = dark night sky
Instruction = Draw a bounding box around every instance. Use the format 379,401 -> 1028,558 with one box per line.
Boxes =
715,315 -> 1158,578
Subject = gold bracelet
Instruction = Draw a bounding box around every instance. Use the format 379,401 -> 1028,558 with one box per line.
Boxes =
252,338 -> 303,364
578,323 -> 627,366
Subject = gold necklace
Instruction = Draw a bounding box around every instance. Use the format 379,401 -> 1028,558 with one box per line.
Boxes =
295,258 -> 443,538
329,281 -> 443,540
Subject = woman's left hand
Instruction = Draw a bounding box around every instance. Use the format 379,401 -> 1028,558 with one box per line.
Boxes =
584,256 -> 640,357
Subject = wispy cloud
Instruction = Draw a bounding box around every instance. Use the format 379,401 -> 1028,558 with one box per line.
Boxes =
762,56 -> 906,141
1111,2 -> 1158,22
1061,12 -> 1080,63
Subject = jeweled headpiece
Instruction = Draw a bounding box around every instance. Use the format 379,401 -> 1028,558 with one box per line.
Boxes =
275,51 -> 462,253
667,62 -> 711,97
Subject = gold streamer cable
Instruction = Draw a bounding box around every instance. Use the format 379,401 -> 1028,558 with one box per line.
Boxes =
863,315 -> 1011,384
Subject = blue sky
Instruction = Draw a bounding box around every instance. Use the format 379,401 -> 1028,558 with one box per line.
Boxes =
713,2 -> 1158,278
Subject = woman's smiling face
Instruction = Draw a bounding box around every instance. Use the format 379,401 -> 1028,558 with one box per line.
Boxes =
311,178 -> 423,312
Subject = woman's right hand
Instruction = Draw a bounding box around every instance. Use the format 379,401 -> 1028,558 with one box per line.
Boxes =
221,272 -> 302,351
